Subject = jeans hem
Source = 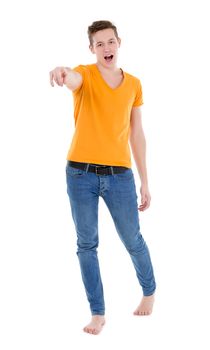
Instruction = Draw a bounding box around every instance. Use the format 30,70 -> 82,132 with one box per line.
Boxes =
91,311 -> 105,316
143,288 -> 156,297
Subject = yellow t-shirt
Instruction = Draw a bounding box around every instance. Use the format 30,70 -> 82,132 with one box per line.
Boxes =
66,63 -> 143,168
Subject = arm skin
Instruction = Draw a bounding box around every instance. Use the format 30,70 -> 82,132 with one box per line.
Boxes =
129,106 -> 151,211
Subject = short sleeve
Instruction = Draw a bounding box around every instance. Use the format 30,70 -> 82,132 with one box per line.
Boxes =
132,78 -> 144,107
71,65 -> 87,94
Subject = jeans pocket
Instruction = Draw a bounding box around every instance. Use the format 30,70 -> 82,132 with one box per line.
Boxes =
115,168 -> 133,180
66,165 -> 85,177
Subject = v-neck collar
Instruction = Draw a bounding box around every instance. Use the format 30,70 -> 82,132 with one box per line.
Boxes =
93,63 -> 125,91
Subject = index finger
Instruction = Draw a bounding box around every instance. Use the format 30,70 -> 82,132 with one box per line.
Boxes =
49,71 -> 54,87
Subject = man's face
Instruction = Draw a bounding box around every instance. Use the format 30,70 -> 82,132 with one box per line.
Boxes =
89,28 -> 121,67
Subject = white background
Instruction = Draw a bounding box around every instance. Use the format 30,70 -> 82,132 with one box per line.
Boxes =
0,0 -> 210,348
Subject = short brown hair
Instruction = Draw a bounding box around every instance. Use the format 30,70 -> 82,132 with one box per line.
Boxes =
88,20 -> 119,46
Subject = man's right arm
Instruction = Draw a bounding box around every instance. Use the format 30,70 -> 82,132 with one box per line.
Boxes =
49,66 -> 83,91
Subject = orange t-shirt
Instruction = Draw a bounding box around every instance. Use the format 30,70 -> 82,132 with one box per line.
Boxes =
66,63 -> 143,168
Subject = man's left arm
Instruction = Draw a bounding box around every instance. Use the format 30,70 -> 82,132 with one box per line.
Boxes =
129,106 -> 151,211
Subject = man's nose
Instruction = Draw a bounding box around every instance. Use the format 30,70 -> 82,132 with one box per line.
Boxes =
104,44 -> 111,51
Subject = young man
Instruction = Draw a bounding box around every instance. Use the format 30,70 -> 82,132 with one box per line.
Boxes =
49,20 -> 156,335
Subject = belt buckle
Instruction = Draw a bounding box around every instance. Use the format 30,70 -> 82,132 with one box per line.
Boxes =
95,165 -> 107,176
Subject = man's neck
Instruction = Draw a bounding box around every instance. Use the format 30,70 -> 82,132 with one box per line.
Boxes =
96,61 -> 121,75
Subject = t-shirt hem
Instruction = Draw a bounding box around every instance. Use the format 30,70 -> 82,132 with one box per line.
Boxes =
66,156 -> 132,168
133,101 -> 144,107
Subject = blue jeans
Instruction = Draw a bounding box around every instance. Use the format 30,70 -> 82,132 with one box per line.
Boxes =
65,162 -> 156,315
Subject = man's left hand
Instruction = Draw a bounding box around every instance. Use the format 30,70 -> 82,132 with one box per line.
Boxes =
138,185 -> 151,211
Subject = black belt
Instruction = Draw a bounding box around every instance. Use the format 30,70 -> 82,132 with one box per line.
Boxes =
67,160 -> 129,176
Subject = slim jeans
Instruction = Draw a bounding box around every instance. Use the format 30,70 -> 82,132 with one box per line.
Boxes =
65,162 -> 156,315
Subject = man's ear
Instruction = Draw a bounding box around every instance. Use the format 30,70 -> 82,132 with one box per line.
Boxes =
89,44 -> 95,54
118,37 -> 121,47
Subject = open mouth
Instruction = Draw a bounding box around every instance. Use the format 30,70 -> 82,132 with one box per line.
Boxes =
104,54 -> 114,63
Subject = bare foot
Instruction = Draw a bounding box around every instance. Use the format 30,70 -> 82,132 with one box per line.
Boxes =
83,315 -> 105,335
133,294 -> 155,316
